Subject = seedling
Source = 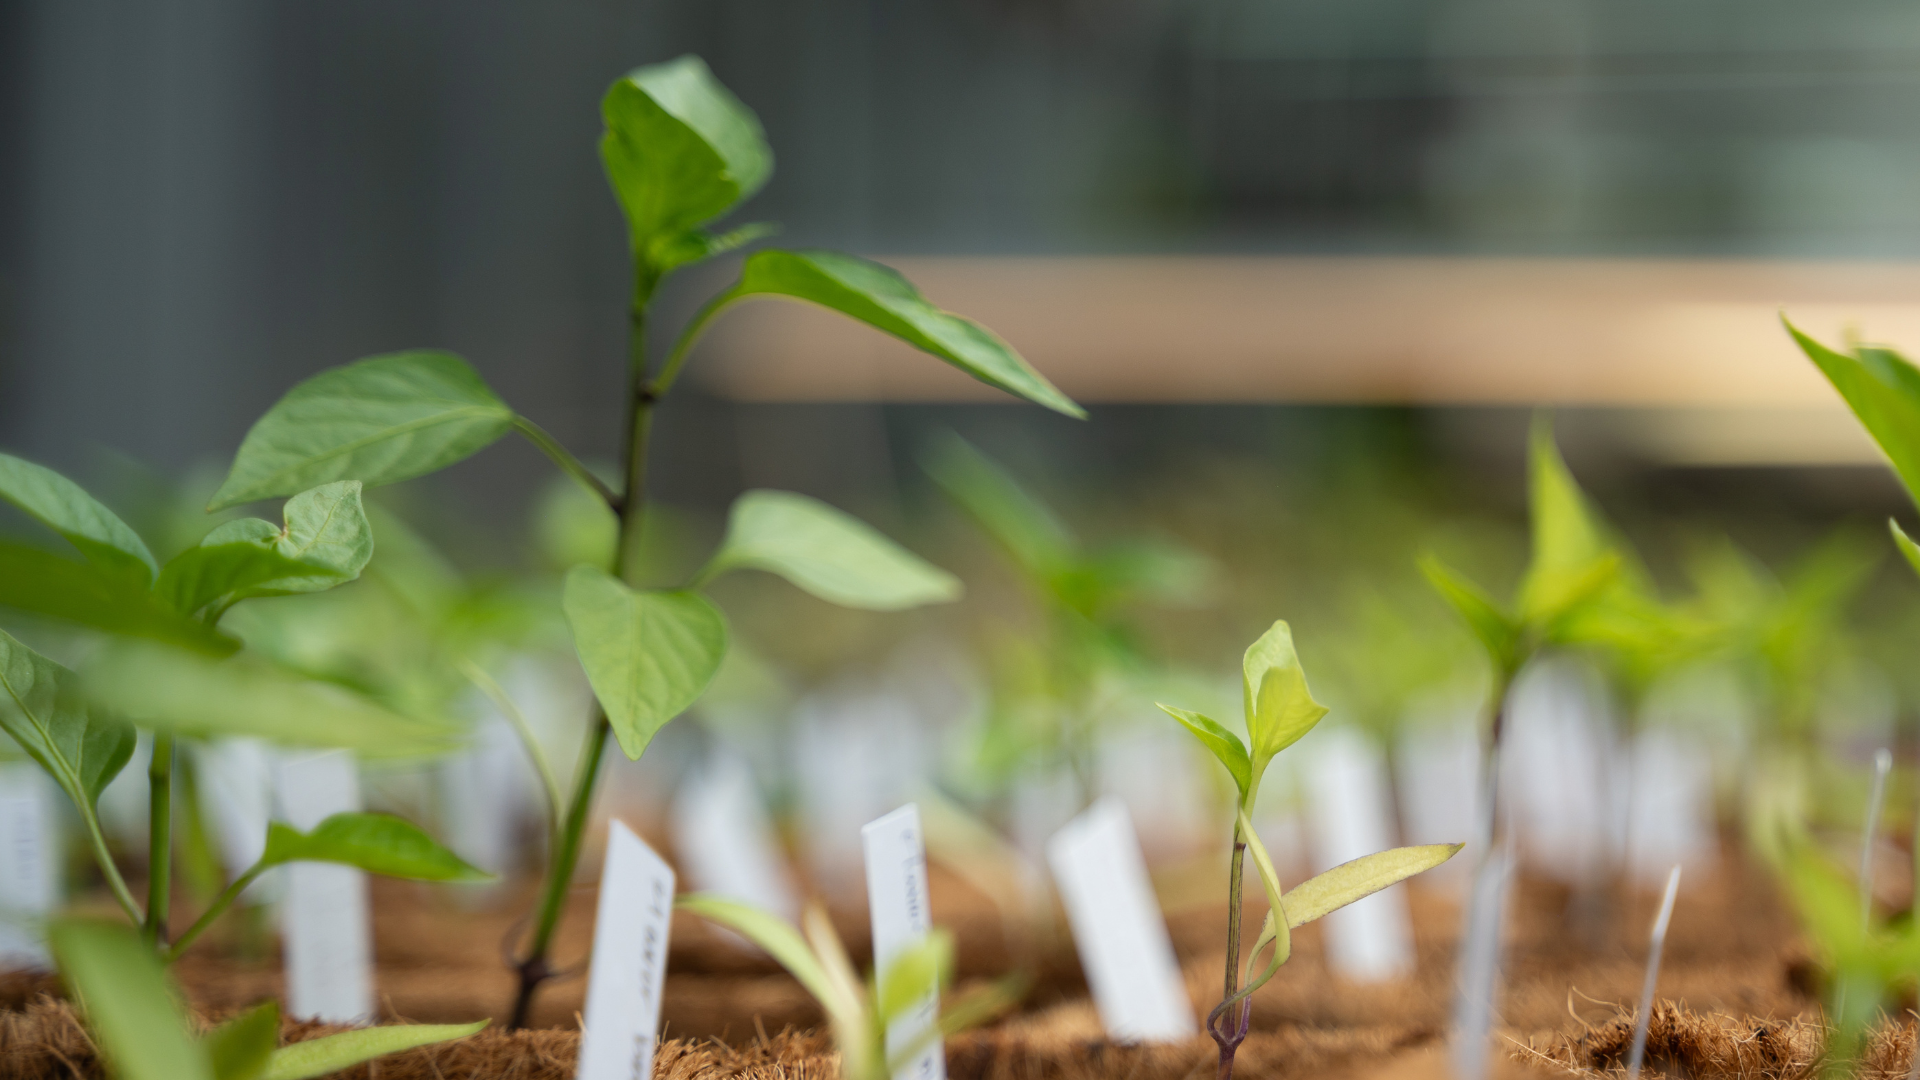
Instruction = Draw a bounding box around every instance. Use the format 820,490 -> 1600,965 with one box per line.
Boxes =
205,56 -> 1078,1027
678,895 -> 1017,1080
48,916 -> 483,1080
1156,620 -> 1460,1080
0,456 -> 487,954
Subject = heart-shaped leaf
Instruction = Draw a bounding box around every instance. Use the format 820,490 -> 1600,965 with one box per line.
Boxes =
48,919 -> 212,1080
160,482 -> 375,618
700,490 -> 961,610
730,250 -> 1083,418
601,56 -> 772,270
210,351 -> 514,510
1157,703 -> 1250,801
260,811 -> 489,881
204,1003 -> 279,1080
0,541 -> 236,654
0,630 -> 135,813
1278,843 -> 1463,928
0,453 -> 155,584
81,641 -> 459,757
563,568 -> 727,760
260,1022 -> 487,1080
1240,621 -> 1328,773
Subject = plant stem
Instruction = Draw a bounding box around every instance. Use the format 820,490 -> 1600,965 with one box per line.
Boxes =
1209,820 -> 1252,1080
162,865 -> 263,962
511,416 -> 620,511
1476,672 -> 1514,850
144,733 -> 174,947
79,801 -> 143,926
507,281 -> 658,1030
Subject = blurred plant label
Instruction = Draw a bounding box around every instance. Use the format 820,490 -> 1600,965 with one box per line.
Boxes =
1046,797 -> 1195,1042
0,764 -> 56,969
274,750 -> 373,1023
578,819 -> 675,1080
671,753 -> 798,922
197,738 -> 276,894
862,803 -> 944,1080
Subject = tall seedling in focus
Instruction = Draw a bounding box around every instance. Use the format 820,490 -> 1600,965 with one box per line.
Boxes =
1157,621 -> 1460,1080
209,56 -> 1081,1028
0,455 -> 485,953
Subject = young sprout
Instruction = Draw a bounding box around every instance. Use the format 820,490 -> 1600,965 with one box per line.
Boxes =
48,916 -> 483,1080
1157,620 -> 1460,1080
677,895 -> 1020,1080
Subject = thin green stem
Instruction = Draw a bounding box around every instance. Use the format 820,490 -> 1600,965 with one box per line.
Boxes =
162,864 -> 263,963
144,733 -> 174,946
645,289 -> 737,399
511,416 -> 620,511
508,709 -> 611,1030
78,801 -> 143,926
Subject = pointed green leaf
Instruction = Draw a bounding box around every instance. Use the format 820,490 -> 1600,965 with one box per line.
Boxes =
48,918 -> 212,1080
801,903 -> 880,1080
81,641 -> 459,757
1240,621 -> 1329,770
260,1021 -> 486,1080
1530,555 -> 1622,639
1157,703 -> 1251,800
563,568 -> 727,760
1419,554 -> 1520,672
1790,320 -> 1920,511
731,250 -> 1083,418
210,351 -> 514,510
1279,843 -> 1463,928
1519,418 -> 1618,622
601,56 -> 772,267
676,894 -> 843,1010
0,629 -> 134,811
261,812 -> 490,881
0,542 -> 235,654
204,1002 -> 279,1080
923,433 -> 1075,579
0,453 -> 156,584
876,929 -> 953,1024
700,490 -> 961,610
1893,519 -> 1920,582
159,482 -> 374,617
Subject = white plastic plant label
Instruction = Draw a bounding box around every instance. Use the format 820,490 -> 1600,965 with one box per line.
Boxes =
671,753 -> 798,921
197,738 -> 275,895
577,819 -> 676,1080
274,750 -> 373,1023
862,804 -> 943,1080
0,764 -> 57,969
1303,725 -> 1415,982
1045,797 -> 1195,1043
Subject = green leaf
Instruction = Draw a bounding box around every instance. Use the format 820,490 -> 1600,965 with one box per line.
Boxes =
601,56 -> 772,268
204,1002 -> 279,1080
649,222 -> 779,278
1156,703 -> 1250,800
677,894 -> 844,1011
48,918 -> 212,1080
1240,621 -> 1329,773
922,433 -> 1075,579
1235,808 -> 1292,994
81,641 -> 459,757
261,812 -> 490,881
1419,554 -> 1520,672
1278,843 -> 1463,928
0,629 -> 134,811
563,568 -> 728,760
1790,320 -> 1920,511
210,351 -> 514,510
732,251 -> 1083,418
1518,418 -> 1619,623
1893,519 -> 1920,581
699,490 -> 961,610
159,482 -> 374,617
875,929 -> 953,1024
0,541 -> 236,654
260,1022 -> 486,1080
0,453 -> 156,584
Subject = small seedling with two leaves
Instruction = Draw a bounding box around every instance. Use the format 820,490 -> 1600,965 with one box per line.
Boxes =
677,895 -> 1020,1080
1156,621 -> 1460,1080
0,455 -> 489,960
48,917 -> 482,1080
206,55 -> 1079,1027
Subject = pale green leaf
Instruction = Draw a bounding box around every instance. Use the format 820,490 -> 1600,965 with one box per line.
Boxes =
1530,555 -> 1622,639
732,251 -> 1083,418
922,433 -> 1075,579
1236,808 -> 1292,993
1790,320 -> 1920,511
1240,621 -> 1329,770
0,453 -> 156,584
1893,519 -> 1920,582
1156,703 -> 1250,800
700,490 -> 961,610
48,918 -> 212,1080
676,894 -> 844,1012
159,482 -> 374,618
563,568 -> 728,760
81,641 -> 459,757
204,1002 -> 279,1080
802,903 -> 879,1080
0,629 -> 134,810
1518,419 -> 1624,627
261,812 -> 490,881
0,541 -> 236,654
1279,844 -> 1463,928
601,56 -> 772,267
1418,554 -> 1519,672
260,1022 -> 486,1080
876,929 -> 952,1024
210,351 -> 514,510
